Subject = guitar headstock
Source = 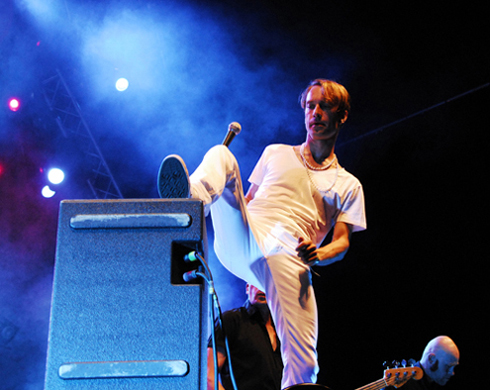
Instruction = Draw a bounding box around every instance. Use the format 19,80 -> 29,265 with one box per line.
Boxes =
383,364 -> 423,388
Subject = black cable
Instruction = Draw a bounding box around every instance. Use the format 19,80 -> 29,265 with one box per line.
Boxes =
188,252 -> 239,390
338,82 -> 490,147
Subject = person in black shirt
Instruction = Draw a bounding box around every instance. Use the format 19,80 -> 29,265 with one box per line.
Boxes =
207,284 -> 283,390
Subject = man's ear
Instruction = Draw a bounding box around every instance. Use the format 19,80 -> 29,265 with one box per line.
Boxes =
428,353 -> 439,371
339,110 -> 348,125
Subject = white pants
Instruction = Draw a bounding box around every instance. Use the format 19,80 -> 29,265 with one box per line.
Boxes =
190,145 -> 319,388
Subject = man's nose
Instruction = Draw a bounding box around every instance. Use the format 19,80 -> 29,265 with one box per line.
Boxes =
313,104 -> 322,116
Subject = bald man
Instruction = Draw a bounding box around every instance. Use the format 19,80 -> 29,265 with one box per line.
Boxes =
384,336 -> 459,389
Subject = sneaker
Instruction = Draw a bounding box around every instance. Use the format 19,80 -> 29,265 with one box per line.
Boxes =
157,154 -> 190,198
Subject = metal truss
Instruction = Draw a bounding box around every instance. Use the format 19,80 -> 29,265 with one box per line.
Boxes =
42,69 -> 123,199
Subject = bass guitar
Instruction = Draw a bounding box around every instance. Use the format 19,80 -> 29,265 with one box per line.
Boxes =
284,363 -> 423,390
355,364 -> 423,390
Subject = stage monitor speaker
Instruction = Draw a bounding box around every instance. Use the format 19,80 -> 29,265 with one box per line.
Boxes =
44,199 -> 208,390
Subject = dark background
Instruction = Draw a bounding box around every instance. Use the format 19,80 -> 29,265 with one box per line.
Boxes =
0,0 -> 487,389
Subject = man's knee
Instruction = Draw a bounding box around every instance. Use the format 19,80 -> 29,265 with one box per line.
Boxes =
282,356 -> 319,387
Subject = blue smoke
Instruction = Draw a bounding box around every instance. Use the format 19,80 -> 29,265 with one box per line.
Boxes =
1,1 -> 351,388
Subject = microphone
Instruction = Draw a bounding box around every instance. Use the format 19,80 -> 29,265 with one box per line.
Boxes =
222,122 -> 242,147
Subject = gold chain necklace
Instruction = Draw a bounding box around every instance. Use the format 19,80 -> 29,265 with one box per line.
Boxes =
299,143 -> 336,171
299,144 -> 339,192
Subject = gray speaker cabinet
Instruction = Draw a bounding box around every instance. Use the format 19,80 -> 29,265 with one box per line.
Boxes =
44,199 -> 208,390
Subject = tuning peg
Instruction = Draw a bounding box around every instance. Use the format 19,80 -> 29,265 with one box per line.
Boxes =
408,358 -> 416,366
392,360 -> 400,368
383,361 -> 390,369
401,359 -> 407,367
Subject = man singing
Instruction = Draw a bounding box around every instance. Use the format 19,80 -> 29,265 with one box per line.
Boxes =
158,79 -> 367,388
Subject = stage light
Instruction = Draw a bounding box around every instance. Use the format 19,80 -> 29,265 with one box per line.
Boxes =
8,98 -> 20,112
47,168 -> 65,184
41,185 -> 56,198
115,78 -> 129,91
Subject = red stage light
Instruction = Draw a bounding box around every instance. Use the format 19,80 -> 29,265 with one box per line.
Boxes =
8,98 -> 20,112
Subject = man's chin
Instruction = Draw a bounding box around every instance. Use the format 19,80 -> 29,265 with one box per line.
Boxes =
435,377 -> 450,386
308,129 -> 338,141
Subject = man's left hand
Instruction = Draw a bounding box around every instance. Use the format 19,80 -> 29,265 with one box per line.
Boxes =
296,237 -> 320,266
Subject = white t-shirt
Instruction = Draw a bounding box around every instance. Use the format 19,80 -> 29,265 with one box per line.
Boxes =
247,144 -> 366,253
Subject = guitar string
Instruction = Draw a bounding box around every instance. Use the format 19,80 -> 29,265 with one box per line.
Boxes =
354,378 -> 386,390
355,373 -> 418,390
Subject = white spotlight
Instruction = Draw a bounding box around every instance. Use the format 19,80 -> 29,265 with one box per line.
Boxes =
115,78 -> 129,91
8,98 -> 21,112
41,185 -> 56,198
47,168 -> 65,184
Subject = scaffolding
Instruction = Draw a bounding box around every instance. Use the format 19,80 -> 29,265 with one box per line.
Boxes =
42,69 -> 123,199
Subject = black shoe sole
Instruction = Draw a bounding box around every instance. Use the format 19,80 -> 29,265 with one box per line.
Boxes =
157,155 -> 190,198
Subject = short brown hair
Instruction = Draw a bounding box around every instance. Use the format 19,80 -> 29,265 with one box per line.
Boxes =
299,79 -> 351,121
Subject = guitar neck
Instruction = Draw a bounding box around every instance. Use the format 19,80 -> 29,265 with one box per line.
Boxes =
355,366 -> 422,390
355,378 -> 388,390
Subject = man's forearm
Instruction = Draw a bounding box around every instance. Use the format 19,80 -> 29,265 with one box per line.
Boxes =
316,238 -> 350,265
303,222 -> 352,266
207,348 -> 227,390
